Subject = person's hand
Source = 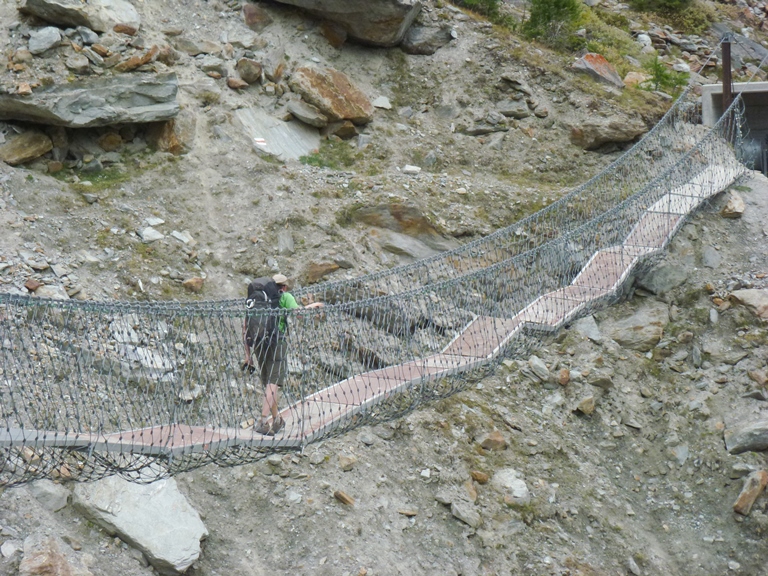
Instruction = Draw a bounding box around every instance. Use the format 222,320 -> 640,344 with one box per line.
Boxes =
306,302 -> 324,309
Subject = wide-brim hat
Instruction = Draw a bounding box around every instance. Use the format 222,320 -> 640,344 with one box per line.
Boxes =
272,273 -> 289,285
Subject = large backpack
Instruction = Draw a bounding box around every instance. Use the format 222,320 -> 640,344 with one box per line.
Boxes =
245,277 -> 282,351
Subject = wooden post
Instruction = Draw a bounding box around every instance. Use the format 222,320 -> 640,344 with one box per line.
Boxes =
722,35 -> 733,114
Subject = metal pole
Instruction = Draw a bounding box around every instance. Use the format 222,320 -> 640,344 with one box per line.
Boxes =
722,35 -> 733,114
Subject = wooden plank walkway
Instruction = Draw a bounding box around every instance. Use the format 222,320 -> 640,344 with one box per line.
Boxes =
0,163 -> 744,458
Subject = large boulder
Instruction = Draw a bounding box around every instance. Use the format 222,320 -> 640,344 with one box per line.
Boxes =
20,0 -> 141,33
571,53 -> 624,88
273,0 -> 421,47
0,130 -> 53,165
73,475 -> 207,575
0,73 -> 179,128
599,300 -> 669,352
569,115 -> 647,150
289,66 -> 374,125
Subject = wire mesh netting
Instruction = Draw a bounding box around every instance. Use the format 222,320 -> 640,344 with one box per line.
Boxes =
0,76 -> 749,486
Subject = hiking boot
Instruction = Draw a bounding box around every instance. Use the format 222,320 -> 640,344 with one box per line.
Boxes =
267,416 -> 285,436
254,419 -> 271,435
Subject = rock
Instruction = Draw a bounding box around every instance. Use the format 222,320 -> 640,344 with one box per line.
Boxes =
638,262 -> 688,295
227,29 -> 262,50
588,371 -> 614,389
573,315 -> 602,342
748,369 -> 768,386
0,539 -> 22,558
172,37 -> 220,56
558,368 -> 570,386
577,396 -> 596,415
569,116 -> 647,150
21,0 -> 141,33
146,108 -> 196,155
528,355 -> 549,381
65,53 -> 91,74
288,66 -> 374,125
28,26 -> 62,55
338,453 -> 357,471
171,230 -> 196,246
242,3 -> 273,31
701,245 -> 721,269
113,44 -> 159,72
324,120 -> 357,139
572,53 -> 624,88
288,99 -> 329,128
0,72 -> 179,128
600,300 -> 668,352
28,479 -> 70,511
235,58 -> 263,84
272,0 -> 421,47
34,285 -> 70,300
491,468 -> 531,505
320,20 -> 348,48
401,24 -> 453,55
479,430 -> 507,451
729,289 -> 768,321
733,470 -> 768,515
370,228 -> 441,260
721,190 -> 745,218
372,95 -> 391,109
277,230 -> 295,255
236,107 -> 321,161
19,533 -> 92,576
73,475 -> 207,573
471,471 -> 489,484
227,77 -> 249,90
182,277 -> 204,293
725,418 -> 768,454
497,99 -> 530,119
0,130 -> 53,165
304,261 -> 340,284
402,164 -> 421,174
353,203 -> 456,251
262,46 -> 286,82
138,226 -> 164,242
624,71 -> 651,86
451,500 -> 482,528
77,25 -> 99,45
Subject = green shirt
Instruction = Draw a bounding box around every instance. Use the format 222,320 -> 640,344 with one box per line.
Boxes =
278,292 -> 299,333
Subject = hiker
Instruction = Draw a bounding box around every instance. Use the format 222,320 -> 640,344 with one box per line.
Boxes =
242,273 -> 324,435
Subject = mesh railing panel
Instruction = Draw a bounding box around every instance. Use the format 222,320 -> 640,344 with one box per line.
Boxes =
0,76 -> 749,486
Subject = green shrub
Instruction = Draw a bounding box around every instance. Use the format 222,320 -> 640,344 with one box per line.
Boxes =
450,0 -> 501,18
522,0 -> 582,48
629,0 -> 691,12
642,56 -> 689,95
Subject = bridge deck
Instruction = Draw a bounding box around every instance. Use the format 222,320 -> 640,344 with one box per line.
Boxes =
0,163 -> 743,457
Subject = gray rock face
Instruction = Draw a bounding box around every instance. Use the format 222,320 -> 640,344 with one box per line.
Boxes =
599,300 -> 669,352
272,0 -> 422,47
73,475 -> 207,575
20,0 -> 141,33
0,73 -> 179,128
638,262 -> 689,295
497,99 -> 531,119
401,24 -> 453,55
235,107 -> 321,161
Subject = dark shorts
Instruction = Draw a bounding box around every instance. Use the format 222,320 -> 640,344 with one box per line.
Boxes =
254,339 -> 287,387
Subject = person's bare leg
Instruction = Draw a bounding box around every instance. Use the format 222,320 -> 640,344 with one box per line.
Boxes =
262,383 -> 279,421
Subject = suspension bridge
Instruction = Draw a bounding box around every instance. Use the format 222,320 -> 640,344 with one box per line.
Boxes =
0,65 -> 751,486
